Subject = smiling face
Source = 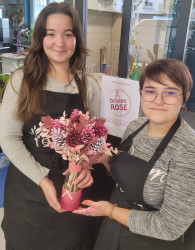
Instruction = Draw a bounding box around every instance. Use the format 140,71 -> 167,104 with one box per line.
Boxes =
141,75 -> 184,127
43,13 -> 76,68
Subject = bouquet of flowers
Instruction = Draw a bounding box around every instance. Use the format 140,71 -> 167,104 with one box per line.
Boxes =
39,109 -> 117,210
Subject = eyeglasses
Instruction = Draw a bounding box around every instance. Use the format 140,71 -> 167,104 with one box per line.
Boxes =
141,88 -> 183,105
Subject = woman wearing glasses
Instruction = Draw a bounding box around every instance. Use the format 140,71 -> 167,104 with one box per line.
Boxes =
0,2 -> 100,250
74,59 -> 195,250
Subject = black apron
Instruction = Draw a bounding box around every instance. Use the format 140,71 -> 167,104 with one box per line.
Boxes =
2,75 -> 93,250
94,116 -> 184,250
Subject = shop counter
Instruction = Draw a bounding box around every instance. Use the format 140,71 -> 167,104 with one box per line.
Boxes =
0,53 -> 26,74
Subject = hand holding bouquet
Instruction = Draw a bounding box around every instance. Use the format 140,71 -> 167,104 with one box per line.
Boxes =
39,109 -> 117,210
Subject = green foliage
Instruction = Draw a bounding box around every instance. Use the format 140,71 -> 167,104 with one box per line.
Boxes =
168,0 -> 181,13
130,63 -> 140,81
0,74 -> 10,100
0,74 -> 10,84
29,24 -> 34,40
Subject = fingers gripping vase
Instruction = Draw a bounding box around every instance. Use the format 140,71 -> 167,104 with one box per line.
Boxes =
61,162 -> 82,211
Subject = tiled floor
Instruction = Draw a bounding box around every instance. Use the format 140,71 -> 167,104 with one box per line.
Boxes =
0,111 -> 194,249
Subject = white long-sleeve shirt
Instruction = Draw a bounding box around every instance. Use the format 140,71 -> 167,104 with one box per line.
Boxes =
0,69 -> 100,185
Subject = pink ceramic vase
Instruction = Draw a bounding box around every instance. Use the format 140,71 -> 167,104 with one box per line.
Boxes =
61,162 -> 82,211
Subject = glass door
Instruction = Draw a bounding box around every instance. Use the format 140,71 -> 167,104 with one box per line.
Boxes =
184,0 -> 195,110
30,0 -> 75,24
30,0 -> 47,24
128,0 -> 182,79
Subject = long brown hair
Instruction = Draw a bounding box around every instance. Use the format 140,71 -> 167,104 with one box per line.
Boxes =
16,2 -> 88,122
139,58 -> 193,104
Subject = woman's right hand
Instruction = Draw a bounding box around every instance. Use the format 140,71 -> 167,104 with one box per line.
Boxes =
81,153 -> 111,171
40,177 -> 66,213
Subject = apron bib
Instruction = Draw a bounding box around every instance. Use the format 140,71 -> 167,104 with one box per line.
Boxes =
94,116 -> 183,250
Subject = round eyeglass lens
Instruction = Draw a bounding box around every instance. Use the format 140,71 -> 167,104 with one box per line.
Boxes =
162,92 -> 180,104
141,89 -> 181,105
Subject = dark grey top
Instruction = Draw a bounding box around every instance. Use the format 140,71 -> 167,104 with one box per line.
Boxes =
124,117 -> 195,240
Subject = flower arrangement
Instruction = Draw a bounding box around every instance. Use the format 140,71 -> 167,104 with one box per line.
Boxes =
20,27 -> 30,38
19,25 -> 34,45
39,109 -> 116,165
39,109 -> 117,210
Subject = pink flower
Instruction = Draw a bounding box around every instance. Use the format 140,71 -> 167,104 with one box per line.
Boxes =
81,126 -> 95,144
41,115 -> 54,129
70,109 -> 81,123
52,119 -> 66,131
93,120 -> 108,137
66,130 -> 83,147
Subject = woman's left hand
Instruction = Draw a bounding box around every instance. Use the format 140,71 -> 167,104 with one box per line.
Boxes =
73,200 -> 130,227
73,200 -> 112,217
73,168 -> 93,189
81,153 -> 111,171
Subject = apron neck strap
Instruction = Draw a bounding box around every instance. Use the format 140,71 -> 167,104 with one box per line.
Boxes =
120,115 -> 182,164
120,120 -> 149,152
74,74 -> 82,94
149,115 -> 182,165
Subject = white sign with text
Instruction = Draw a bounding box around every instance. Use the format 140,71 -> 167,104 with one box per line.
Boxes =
101,75 -> 140,138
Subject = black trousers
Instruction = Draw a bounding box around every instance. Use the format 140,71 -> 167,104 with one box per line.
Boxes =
6,243 -> 14,250
184,221 -> 195,250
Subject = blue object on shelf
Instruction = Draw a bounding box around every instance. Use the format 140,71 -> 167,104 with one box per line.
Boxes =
0,153 -> 10,207
102,63 -> 107,73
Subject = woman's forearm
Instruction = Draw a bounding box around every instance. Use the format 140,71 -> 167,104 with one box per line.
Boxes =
111,205 -> 130,227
